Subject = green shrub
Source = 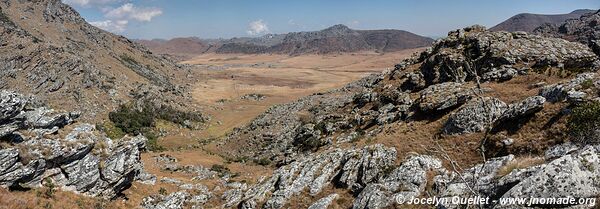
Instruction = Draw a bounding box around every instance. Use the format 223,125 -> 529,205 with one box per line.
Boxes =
210,164 -> 230,177
96,121 -> 126,140
254,158 -> 271,166
581,79 -> 594,90
568,101 -> 600,144
109,104 -> 155,135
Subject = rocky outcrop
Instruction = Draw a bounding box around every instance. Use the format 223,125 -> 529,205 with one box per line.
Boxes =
216,144 -> 397,209
0,90 -> 151,199
419,25 -> 597,85
539,73 -> 597,103
496,96 -> 546,123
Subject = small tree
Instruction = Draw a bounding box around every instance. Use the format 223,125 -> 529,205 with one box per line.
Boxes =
568,101 -> 600,144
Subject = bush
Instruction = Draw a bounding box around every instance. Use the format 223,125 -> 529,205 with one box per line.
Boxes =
568,101 -> 600,144
254,158 -> 271,166
108,103 -> 203,151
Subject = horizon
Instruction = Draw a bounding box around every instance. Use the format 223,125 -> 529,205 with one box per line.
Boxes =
65,0 -> 599,40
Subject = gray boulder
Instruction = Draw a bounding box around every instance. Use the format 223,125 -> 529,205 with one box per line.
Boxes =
496,96 -> 545,123
418,82 -> 474,112
539,73 -> 596,102
443,97 -> 508,135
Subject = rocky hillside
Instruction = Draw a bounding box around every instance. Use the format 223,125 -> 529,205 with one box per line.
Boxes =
490,9 -> 594,32
535,9 -> 600,56
137,24 -> 434,56
151,25 -> 600,208
0,0 -> 198,121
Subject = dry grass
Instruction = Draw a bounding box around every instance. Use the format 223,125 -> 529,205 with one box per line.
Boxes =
496,156 -> 545,178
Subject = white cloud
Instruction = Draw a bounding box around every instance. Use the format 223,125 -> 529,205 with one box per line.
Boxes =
247,19 -> 269,35
63,0 -> 122,7
90,19 -> 128,32
105,3 -> 163,22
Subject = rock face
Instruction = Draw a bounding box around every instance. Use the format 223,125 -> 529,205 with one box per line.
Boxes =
539,73 -> 596,102
0,90 -> 151,199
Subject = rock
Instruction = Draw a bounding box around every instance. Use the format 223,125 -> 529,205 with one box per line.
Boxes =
544,142 -> 580,160
481,65 -> 518,81
20,107 -> 77,129
443,97 -> 508,135
499,146 -> 600,208
141,191 -> 190,209
496,96 -> 545,123
308,194 -> 338,209
0,90 -> 26,122
353,155 -> 443,209
567,90 -> 587,104
417,82 -> 473,112
539,73 -> 595,102
337,144 -> 397,190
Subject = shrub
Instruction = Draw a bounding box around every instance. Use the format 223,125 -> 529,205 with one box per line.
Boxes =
158,187 -> 168,195
96,121 -> 125,140
109,104 -> 155,135
254,158 -> 271,166
568,101 -> 600,144
210,164 -> 230,177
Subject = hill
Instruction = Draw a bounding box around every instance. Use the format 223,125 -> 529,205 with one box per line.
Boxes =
137,24 -> 434,56
0,0 -> 198,121
490,9 -> 595,32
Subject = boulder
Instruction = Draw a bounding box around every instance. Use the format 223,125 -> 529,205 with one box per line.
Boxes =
496,96 -> 545,123
417,82 -> 473,112
443,97 -> 508,135
539,73 -> 596,102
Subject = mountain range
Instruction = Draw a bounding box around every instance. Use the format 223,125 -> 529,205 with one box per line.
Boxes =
137,24 -> 434,58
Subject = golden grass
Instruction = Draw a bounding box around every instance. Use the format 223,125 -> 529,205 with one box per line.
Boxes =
496,156 -> 545,178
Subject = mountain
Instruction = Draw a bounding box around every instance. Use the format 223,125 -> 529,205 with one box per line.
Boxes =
136,37 -> 211,60
137,24 -> 434,56
490,9 -> 595,32
0,0 -> 197,121
534,9 -> 600,56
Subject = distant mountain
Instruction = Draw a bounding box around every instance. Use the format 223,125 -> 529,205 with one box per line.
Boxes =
490,9 -> 595,32
137,24 -> 433,57
136,37 -> 211,60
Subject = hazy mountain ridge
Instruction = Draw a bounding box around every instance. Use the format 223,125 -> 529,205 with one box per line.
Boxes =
490,9 -> 595,32
137,24 -> 434,57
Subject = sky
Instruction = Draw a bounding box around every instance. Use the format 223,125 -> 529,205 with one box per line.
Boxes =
63,0 -> 600,40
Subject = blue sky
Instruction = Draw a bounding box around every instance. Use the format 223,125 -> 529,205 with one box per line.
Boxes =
64,0 -> 599,39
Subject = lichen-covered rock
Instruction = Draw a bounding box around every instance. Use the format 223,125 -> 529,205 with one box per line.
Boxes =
0,90 -> 26,122
417,82 -> 473,112
443,97 -> 508,135
496,96 -> 545,123
500,146 -> 600,206
308,194 -> 338,209
353,155 -> 443,209
481,65 -> 519,81
539,73 -> 596,102
141,191 -> 190,209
